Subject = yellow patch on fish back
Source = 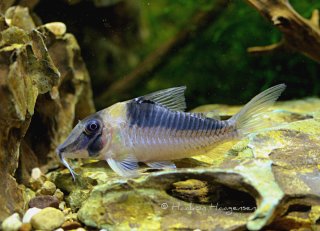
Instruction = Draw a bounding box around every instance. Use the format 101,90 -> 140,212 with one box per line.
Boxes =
107,102 -> 127,120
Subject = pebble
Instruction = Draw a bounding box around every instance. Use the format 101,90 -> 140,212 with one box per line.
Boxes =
44,22 -> 67,36
22,208 -> 42,223
31,168 -> 42,179
28,195 -> 59,209
63,207 -> 72,216
65,212 -> 78,221
30,207 -> 65,230
29,168 -> 46,191
59,201 -> 66,211
18,223 -> 32,231
54,188 -> 64,201
76,228 -> 86,231
1,213 -> 22,231
61,220 -> 82,230
37,181 -> 56,195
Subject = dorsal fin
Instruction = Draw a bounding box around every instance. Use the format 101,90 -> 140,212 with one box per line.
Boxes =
135,86 -> 187,111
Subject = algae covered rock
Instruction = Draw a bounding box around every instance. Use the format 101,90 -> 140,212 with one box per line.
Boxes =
30,207 -> 65,230
69,99 -> 320,230
0,5 -> 94,221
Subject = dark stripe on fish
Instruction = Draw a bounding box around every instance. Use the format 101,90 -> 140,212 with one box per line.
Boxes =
127,100 -> 225,132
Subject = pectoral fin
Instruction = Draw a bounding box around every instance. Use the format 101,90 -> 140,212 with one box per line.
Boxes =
106,155 -> 139,177
146,161 -> 176,169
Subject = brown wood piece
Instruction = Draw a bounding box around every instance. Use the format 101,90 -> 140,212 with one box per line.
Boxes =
247,0 -> 320,63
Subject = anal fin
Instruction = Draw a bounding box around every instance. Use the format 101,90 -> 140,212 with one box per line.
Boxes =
106,154 -> 139,177
146,161 -> 176,169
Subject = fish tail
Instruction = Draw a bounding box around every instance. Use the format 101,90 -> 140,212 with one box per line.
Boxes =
229,84 -> 286,136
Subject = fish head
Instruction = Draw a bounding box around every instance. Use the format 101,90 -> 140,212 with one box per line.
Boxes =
56,112 -> 112,179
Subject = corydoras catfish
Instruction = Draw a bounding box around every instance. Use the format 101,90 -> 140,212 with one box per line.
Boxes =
56,84 -> 286,179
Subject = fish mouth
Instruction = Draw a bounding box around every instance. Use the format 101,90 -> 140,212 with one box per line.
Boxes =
56,148 -> 78,181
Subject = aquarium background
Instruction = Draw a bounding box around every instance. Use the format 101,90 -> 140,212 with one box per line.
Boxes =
1,1 -> 320,228
34,0 -> 320,110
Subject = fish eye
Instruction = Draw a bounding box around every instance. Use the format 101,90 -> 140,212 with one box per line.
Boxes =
84,119 -> 101,135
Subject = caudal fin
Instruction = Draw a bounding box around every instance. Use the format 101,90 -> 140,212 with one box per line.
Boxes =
230,84 -> 286,136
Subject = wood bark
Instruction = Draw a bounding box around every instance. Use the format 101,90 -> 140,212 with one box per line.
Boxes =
246,0 -> 320,63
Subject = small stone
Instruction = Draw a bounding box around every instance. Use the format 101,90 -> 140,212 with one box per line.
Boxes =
54,188 -> 64,201
59,201 -> 66,211
44,22 -> 67,36
61,221 -> 82,230
28,195 -> 59,209
65,212 -> 78,221
18,223 -> 32,231
22,208 -> 42,223
76,228 -> 86,231
30,207 -> 65,230
31,168 -> 42,179
37,181 -> 56,195
1,213 -> 22,231
63,207 -> 72,216
29,168 -> 46,191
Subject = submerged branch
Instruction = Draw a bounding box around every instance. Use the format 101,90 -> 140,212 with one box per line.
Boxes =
247,41 -> 286,55
96,0 -> 230,108
310,9 -> 319,27
246,0 -> 320,63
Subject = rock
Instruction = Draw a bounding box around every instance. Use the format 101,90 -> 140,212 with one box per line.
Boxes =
50,160 -> 116,194
61,220 -> 82,230
76,228 -> 86,231
54,188 -> 64,201
4,6 -> 36,31
42,22 -> 66,36
29,170 -> 46,191
171,179 -> 210,204
1,213 -> 22,231
22,208 -> 42,223
28,195 -> 59,209
0,4 -> 94,220
37,181 -> 56,195
18,223 -> 32,231
67,189 -> 91,212
77,170 -> 258,230
22,187 -> 36,208
65,212 -> 78,221
30,168 -> 42,180
30,207 -> 65,230
59,201 -> 66,211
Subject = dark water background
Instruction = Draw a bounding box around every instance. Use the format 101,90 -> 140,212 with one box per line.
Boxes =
34,0 -> 320,110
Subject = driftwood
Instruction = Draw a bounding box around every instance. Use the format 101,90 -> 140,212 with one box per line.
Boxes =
246,0 -> 320,63
95,0 -> 229,108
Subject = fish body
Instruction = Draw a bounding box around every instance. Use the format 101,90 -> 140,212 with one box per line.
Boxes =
56,84 -> 286,178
